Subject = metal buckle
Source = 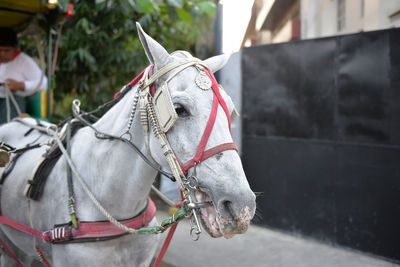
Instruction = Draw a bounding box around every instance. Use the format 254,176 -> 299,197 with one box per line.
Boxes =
46,226 -> 70,243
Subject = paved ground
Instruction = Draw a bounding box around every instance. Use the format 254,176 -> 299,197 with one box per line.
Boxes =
155,210 -> 399,267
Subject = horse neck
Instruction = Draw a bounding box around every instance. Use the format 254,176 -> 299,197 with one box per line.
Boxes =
73,87 -> 158,220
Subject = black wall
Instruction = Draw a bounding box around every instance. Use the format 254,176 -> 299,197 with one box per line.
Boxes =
241,28 -> 400,262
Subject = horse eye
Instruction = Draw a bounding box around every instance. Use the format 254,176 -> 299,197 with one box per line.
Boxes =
174,103 -> 189,117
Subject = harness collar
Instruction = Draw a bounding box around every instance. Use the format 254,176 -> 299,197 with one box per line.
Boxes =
0,198 -> 156,244
43,198 -> 156,244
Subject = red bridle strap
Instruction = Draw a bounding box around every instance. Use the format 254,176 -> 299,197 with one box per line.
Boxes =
115,65 -> 238,176
0,238 -> 23,267
179,68 -> 237,175
192,94 -> 219,163
0,215 -> 45,240
205,68 -> 231,133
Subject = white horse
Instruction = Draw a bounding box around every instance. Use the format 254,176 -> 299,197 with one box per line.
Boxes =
0,24 -> 256,266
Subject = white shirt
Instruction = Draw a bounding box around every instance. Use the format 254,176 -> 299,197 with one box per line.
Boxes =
0,52 -> 48,98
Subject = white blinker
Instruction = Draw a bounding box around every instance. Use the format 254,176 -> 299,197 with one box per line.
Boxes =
152,84 -> 178,132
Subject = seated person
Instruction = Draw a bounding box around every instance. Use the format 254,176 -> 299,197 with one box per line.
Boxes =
0,27 -> 48,124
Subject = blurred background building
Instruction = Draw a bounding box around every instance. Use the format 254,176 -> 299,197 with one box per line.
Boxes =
221,0 -> 400,51
218,0 -> 400,264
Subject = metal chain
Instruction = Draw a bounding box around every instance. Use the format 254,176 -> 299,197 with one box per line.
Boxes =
120,89 -> 140,141
71,100 -> 175,180
48,126 -> 140,234
50,123 -> 192,235
142,95 -> 204,239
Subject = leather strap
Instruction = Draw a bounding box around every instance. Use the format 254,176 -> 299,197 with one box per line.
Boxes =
0,215 -> 44,240
0,198 -> 156,244
153,223 -> 178,267
44,198 -> 156,243
0,238 -> 23,267
141,58 -> 201,90
178,68 -> 237,175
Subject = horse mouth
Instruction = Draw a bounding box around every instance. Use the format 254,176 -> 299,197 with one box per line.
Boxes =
195,190 -> 235,239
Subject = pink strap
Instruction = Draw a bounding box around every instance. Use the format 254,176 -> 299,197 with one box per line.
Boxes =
153,189 -> 184,267
192,95 -> 219,163
127,67 -> 146,88
114,65 -> 156,99
181,142 -> 237,173
153,223 -> 178,267
36,245 -> 51,267
0,216 -> 44,240
0,238 -> 24,267
205,68 -> 231,132
44,198 -> 156,243
179,68 -> 237,174
0,199 -> 156,244
114,68 -> 146,99
202,142 -> 237,159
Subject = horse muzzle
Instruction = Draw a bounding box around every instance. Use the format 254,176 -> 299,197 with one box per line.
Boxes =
195,189 -> 256,239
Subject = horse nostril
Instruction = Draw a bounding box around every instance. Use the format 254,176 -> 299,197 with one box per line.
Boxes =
223,200 -> 232,209
221,200 -> 235,219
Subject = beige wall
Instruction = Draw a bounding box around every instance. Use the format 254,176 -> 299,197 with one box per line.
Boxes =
379,0 -> 400,28
271,19 -> 292,43
301,0 -> 400,40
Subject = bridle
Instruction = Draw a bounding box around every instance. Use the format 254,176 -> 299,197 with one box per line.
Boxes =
0,52 -> 239,267
69,52 -> 238,239
129,52 -> 238,237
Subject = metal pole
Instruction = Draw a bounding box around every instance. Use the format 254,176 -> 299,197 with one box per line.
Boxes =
215,0 -> 222,56
47,28 -> 53,121
214,0 -> 223,81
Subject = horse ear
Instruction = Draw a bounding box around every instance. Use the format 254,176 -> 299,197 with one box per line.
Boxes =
203,53 -> 231,73
136,22 -> 170,67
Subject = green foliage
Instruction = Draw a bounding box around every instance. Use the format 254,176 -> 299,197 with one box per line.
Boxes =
52,0 -> 216,119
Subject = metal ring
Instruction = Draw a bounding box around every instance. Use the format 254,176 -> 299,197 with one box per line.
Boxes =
120,132 -> 132,141
190,228 -> 200,241
186,176 -> 199,190
72,99 -> 81,113
72,99 -> 81,107
46,125 -> 58,136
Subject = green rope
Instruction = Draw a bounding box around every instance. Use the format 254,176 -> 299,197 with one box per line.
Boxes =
66,122 -> 78,229
135,208 -> 190,234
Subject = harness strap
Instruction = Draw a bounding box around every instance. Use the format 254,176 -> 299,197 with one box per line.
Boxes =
180,143 -> 238,173
206,68 -> 231,133
153,223 -> 178,267
36,245 -> 51,267
142,58 -> 201,90
193,95 -> 219,163
153,189 -> 184,267
0,238 -> 24,267
0,215 -> 45,240
0,198 -> 156,245
178,68 -> 237,175
114,67 -> 147,99
44,198 -> 156,243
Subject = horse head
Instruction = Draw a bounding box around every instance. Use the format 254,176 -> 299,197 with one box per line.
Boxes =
136,24 -> 256,239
